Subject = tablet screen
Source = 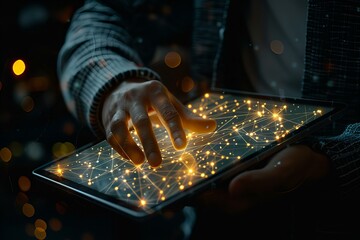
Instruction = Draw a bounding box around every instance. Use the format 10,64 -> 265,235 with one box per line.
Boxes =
33,91 -> 343,219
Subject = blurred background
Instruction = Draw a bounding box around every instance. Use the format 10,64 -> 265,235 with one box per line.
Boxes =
0,0 -> 121,239
0,1 -> 196,239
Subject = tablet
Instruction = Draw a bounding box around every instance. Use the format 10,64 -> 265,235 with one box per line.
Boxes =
32,90 -> 346,220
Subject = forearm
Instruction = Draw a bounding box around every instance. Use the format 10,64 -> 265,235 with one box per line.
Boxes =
314,123 -> 360,196
57,0 -> 160,137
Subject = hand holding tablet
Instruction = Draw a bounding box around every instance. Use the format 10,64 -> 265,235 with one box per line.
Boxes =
32,90 -> 345,220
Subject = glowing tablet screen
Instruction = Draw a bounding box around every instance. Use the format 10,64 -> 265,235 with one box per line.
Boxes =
40,92 -> 335,213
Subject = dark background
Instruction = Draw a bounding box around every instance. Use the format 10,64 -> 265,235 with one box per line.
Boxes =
0,1 -> 128,239
0,1 -> 207,239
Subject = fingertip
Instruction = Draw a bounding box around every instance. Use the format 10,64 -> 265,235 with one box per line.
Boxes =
174,137 -> 187,150
204,119 -> 217,132
129,149 -> 145,165
147,152 -> 162,168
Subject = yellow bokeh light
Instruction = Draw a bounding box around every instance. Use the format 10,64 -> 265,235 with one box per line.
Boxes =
35,219 -> 47,230
34,227 -> 46,240
13,59 -> 26,76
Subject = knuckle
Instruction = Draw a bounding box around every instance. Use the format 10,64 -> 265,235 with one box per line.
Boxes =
132,114 -> 150,127
147,80 -> 165,93
161,106 -> 179,122
109,118 -> 123,133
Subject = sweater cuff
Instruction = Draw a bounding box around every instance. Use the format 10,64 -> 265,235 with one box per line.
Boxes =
76,57 -> 160,138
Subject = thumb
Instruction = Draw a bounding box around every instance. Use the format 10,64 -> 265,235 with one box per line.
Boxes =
172,96 -> 217,133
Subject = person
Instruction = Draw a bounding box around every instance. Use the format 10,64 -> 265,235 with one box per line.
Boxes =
57,0 -> 360,239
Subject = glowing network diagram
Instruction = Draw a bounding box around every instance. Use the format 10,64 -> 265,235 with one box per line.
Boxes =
45,93 -> 331,210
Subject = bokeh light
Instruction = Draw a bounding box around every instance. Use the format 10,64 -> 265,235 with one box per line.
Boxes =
52,142 -> 75,158
12,59 -> 26,76
181,76 -> 195,93
270,40 -> 284,55
34,227 -> 47,240
9,141 -> 23,157
18,176 -> 31,192
0,147 -> 12,162
15,192 -> 29,207
48,218 -> 62,232
21,96 -> 35,112
81,232 -> 95,240
25,223 -> 35,237
164,51 -> 181,68
24,141 -> 44,161
22,203 -> 35,217
35,219 -> 47,230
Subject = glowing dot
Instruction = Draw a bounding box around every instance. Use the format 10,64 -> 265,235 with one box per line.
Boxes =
13,59 -> 26,76
204,93 -> 210,98
164,51 -> 181,68
162,177 -> 166,181
34,227 -> 46,240
18,176 -> 31,192
127,194 -> 131,197
114,186 -> 119,191
179,185 -> 184,190
270,40 -> 284,55
79,175 -> 83,178
22,203 -> 35,217
0,147 -> 12,162
140,200 -> 146,206
161,196 -> 166,201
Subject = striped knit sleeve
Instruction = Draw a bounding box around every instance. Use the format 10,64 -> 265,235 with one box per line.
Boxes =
57,0 -> 160,138
303,0 -> 360,196
315,123 -> 360,196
